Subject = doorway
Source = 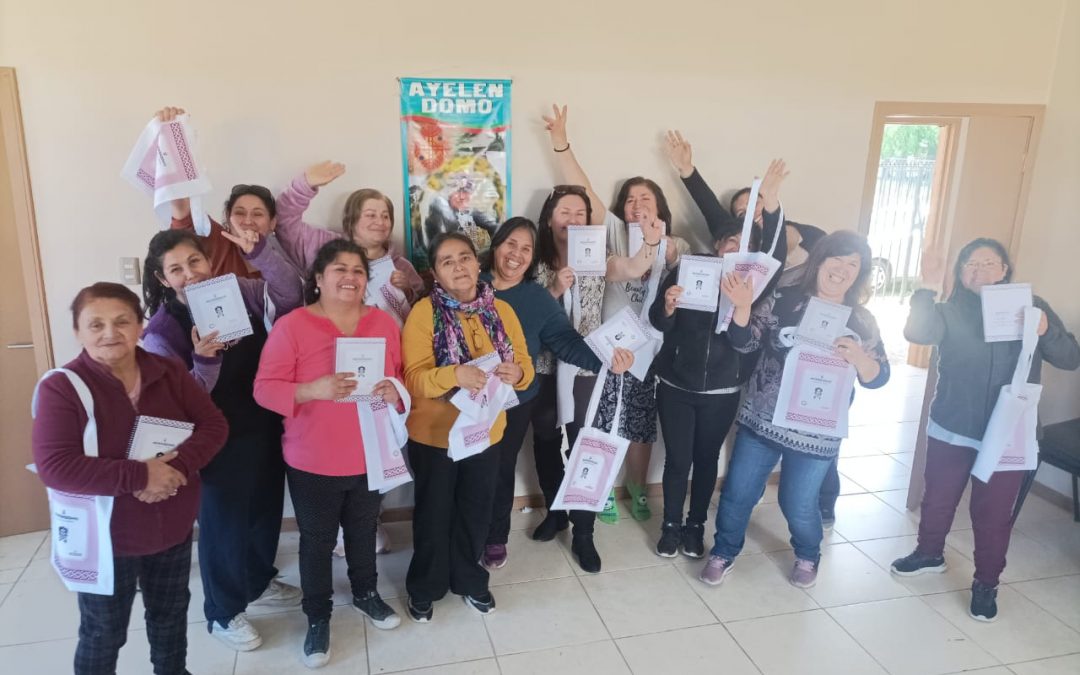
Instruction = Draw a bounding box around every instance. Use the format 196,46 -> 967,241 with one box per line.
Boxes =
0,68 -> 52,535
847,102 -> 1043,514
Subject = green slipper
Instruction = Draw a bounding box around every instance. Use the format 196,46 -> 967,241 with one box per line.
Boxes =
598,490 -> 620,524
627,482 -> 652,521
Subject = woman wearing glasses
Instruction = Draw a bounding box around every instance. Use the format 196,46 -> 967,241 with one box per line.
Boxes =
542,104 -> 688,527
401,232 -> 534,622
894,238 -> 1079,622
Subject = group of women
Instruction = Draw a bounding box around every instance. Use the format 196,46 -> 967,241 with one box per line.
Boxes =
30,104 -> 1079,674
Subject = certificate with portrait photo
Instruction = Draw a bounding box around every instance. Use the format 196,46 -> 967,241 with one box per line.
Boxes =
795,297 -> 852,351
585,306 -> 651,366
184,273 -> 253,342
567,226 -> 607,276
335,337 -> 386,401
981,283 -> 1032,343
675,255 -> 722,312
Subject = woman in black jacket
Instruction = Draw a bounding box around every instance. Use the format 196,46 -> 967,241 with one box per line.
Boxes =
647,158 -> 788,558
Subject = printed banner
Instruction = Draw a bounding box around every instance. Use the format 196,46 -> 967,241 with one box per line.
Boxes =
400,77 -> 512,273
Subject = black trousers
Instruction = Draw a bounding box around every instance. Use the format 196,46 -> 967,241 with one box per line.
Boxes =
529,374 -> 598,536
198,429 -> 285,626
74,536 -> 193,675
406,440 -> 500,603
657,381 -> 741,525
287,467 -> 382,621
487,394 -> 541,545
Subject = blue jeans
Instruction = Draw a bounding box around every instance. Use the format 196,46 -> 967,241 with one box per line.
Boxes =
712,427 -> 833,563
819,457 -> 840,516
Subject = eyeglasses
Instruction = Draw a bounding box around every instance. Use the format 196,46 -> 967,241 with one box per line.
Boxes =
963,260 -> 1003,271
549,185 -> 588,199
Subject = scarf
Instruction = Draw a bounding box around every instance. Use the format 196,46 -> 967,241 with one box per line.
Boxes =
431,279 -> 514,366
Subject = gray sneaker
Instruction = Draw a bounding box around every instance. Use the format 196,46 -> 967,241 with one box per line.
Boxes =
789,558 -> 818,588
699,555 -> 734,586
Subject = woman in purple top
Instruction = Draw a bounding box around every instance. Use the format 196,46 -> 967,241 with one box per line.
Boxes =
140,226 -> 302,652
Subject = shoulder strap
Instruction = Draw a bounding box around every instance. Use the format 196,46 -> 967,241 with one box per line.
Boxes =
32,368 -> 100,459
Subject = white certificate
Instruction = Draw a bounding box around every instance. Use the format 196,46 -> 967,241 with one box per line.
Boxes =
585,306 -> 651,366
567,226 -> 607,276
981,283 -> 1032,343
366,255 -> 396,296
184,274 -> 253,342
449,351 -> 519,420
335,337 -> 386,400
795,297 -> 852,351
126,416 -> 194,461
675,255 -> 722,312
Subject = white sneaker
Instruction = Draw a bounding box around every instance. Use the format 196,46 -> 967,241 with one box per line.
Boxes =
210,613 -> 262,651
251,579 -> 303,607
376,523 -> 392,554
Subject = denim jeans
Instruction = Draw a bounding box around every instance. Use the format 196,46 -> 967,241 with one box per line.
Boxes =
819,457 -> 840,516
712,427 -> 833,562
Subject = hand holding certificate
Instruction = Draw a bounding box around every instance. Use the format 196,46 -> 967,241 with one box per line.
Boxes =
334,338 -> 386,401
981,283 -> 1032,343
675,255 -> 723,312
567,226 -> 607,276
184,274 -> 253,342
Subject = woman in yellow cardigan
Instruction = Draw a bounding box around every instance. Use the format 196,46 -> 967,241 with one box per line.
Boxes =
402,231 -> 534,623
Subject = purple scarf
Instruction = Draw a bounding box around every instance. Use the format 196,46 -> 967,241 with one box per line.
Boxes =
430,280 -> 514,366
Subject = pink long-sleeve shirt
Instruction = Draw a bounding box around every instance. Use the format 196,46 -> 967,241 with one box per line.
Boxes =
275,174 -> 425,300
254,306 -> 403,476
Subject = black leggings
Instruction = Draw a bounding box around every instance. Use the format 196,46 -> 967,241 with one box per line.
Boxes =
656,381 -> 741,525
287,467 -> 382,621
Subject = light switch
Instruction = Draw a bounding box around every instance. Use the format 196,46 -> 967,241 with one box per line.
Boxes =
120,257 -> 141,285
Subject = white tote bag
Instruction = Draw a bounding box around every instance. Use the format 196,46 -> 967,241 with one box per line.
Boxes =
551,367 -> 631,512
31,369 -> 115,595
971,306 -> 1043,483
715,178 -> 784,333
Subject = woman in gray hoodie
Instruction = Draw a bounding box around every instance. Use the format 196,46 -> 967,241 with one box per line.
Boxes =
892,237 -> 1079,622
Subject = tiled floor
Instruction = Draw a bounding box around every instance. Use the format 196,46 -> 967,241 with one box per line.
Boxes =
2,365 -> 1078,673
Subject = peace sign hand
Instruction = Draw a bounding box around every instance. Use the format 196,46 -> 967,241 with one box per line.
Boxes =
220,227 -> 260,255
542,104 -> 569,149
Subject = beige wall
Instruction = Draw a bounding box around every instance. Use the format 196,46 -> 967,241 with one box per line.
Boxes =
1016,0 -> 1080,497
0,1 -> 1075,499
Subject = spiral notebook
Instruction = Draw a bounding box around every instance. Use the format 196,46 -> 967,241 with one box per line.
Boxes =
126,416 -> 194,461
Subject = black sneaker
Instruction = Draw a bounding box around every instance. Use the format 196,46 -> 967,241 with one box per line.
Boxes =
352,589 -> 401,630
969,581 -> 998,622
531,510 -> 569,542
656,521 -> 681,557
302,619 -> 331,669
571,534 -> 602,573
680,522 -> 705,559
890,549 -> 947,576
406,596 -> 433,623
463,591 -> 497,615
820,509 -> 836,531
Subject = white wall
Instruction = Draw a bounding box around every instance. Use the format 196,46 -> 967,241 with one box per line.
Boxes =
1016,0 -> 1080,497
0,0 -> 1073,498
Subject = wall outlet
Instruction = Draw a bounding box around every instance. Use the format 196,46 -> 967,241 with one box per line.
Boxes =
120,257 -> 141,285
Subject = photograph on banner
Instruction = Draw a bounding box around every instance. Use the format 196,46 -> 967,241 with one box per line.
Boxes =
400,78 -> 511,274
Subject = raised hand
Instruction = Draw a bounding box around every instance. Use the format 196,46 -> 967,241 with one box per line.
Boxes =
542,104 -> 569,149
920,247 -> 947,288
640,213 -> 665,246
154,106 -> 185,123
610,347 -> 635,375
454,365 -> 488,394
191,326 -> 224,358
759,159 -> 790,212
305,161 -> 346,189
220,226 -> 260,254
665,130 -> 694,178
721,272 -> 755,310
664,284 -> 684,317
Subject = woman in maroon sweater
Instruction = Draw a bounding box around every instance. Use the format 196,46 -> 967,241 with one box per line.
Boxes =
32,282 -> 227,675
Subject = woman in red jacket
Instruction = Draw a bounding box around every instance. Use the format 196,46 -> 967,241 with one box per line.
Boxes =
32,282 -> 228,675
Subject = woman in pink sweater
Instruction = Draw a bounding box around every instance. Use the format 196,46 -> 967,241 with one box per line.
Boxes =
254,240 -> 404,668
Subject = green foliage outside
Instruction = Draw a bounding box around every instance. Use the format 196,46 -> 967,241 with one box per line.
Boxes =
880,124 -> 940,159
